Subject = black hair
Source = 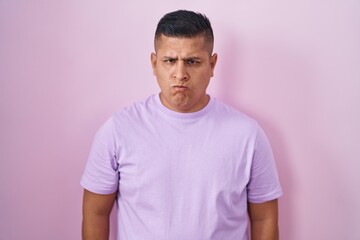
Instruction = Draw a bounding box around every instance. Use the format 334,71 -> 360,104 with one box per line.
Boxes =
154,10 -> 214,53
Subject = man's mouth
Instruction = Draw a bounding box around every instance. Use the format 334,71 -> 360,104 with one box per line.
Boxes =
173,85 -> 188,91
173,85 -> 188,89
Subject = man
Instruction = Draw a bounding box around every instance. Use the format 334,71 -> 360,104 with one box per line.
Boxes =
81,10 -> 282,240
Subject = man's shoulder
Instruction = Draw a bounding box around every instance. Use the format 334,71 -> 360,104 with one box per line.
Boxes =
108,95 -> 157,128
113,95 -> 155,116
212,98 -> 258,126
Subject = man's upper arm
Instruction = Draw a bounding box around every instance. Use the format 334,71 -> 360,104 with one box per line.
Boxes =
82,189 -> 117,240
83,189 -> 117,216
248,199 -> 278,222
248,199 -> 279,240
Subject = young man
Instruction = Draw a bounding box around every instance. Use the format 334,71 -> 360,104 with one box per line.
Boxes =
81,10 -> 282,240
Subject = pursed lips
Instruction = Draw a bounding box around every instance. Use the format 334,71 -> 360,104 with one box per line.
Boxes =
172,85 -> 189,90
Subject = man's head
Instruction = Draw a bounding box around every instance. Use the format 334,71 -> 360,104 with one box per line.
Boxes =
154,10 -> 214,54
151,10 -> 218,113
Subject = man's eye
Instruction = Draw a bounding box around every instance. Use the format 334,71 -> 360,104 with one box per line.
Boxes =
164,59 -> 176,64
187,60 -> 199,65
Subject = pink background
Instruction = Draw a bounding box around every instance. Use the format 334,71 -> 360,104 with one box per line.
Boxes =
1,1 -> 359,239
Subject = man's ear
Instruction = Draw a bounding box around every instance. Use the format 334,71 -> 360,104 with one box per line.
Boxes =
151,53 -> 157,76
210,53 -> 218,77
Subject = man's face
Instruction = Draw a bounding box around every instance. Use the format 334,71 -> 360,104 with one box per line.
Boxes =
151,35 -> 217,113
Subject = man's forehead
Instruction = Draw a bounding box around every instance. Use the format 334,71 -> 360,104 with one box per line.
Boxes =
156,34 -> 205,45
155,35 -> 210,54
156,49 -> 208,59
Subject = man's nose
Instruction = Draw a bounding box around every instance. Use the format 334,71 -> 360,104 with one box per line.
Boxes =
173,61 -> 189,81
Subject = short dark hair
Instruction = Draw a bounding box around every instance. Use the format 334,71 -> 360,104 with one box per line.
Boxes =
154,10 -> 214,53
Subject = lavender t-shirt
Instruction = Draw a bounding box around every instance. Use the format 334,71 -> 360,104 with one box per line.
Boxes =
81,94 -> 282,240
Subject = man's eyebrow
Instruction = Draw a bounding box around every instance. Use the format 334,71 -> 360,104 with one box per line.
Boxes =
183,56 -> 202,60
161,56 -> 203,61
162,56 -> 178,59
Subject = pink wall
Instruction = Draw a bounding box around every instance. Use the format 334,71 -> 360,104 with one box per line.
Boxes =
1,1 -> 359,239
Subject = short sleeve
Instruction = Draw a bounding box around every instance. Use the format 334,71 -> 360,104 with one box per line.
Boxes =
247,125 -> 283,203
80,117 -> 119,194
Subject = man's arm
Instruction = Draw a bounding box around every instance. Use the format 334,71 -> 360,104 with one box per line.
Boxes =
82,189 -> 117,240
248,199 -> 279,240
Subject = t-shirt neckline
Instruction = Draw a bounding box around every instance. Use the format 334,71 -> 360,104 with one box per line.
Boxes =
154,93 -> 215,119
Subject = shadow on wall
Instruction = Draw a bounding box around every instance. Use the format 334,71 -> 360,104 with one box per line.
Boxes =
216,31 -> 300,239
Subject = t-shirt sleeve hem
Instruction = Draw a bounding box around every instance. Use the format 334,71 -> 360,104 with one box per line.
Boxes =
248,190 -> 283,204
80,179 -> 118,195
